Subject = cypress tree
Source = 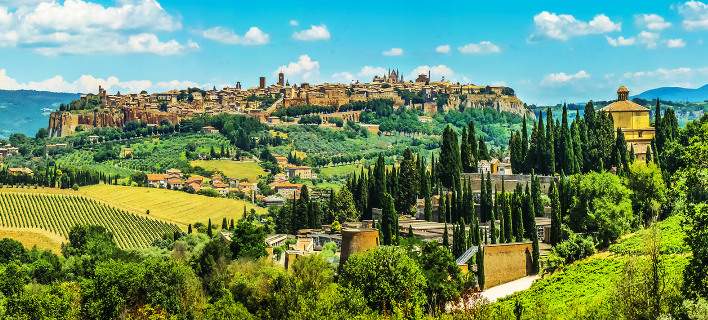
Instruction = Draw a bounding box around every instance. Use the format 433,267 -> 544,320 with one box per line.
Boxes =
439,125 -> 462,188
397,148 -> 418,215
442,223 -> 450,248
523,184 -> 535,239
536,111 -> 546,173
478,138 -> 490,161
187,224 -> 192,234
654,99 -> 663,152
546,108 -> 556,175
207,218 -> 213,237
408,225 -> 414,238
502,179 -> 512,243
460,218 -> 467,252
469,121 -> 478,169
424,195 -> 433,221
222,217 -> 228,229
477,244 -> 485,290
491,188 -> 499,244
461,127 -> 471,172
513,184 -> 524,241
479,173 -> 488,222
438,190 -> 446,223
521,115 -> 529,173
646,145 -> 653,164
381,193 -> 396,245
229,219 -> 235,230
531,221 -> 540,274
550,180 -> 561,245
531,172 -> 543,218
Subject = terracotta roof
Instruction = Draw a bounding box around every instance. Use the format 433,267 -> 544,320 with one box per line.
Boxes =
600,100 -> 648,112
167,178 -> 183,184
271,182 -> 303,189
147,174 -> 166,181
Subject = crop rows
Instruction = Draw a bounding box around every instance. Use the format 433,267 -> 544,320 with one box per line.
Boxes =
0,193 -> 181,249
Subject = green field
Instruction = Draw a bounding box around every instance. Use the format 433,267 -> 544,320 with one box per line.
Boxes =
190,160 -> 266,182
77,184 -> 266,227
319,163 -> 365,179
0,190 -> 180,249
492,215 -> 690,318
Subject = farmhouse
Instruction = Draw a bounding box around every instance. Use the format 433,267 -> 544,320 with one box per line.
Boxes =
8,167 -> 33,176
271,181 -> 302,199
285,166 -> 313,180
147,174 -> 167,188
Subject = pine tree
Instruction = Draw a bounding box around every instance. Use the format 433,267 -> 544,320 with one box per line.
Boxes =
549,180 -> 561,245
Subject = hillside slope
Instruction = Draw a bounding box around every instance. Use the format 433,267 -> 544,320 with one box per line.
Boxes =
633,84 -> 708,102
491,214 -> 689,319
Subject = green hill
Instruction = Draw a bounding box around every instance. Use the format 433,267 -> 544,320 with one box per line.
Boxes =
491,214 -> 689,319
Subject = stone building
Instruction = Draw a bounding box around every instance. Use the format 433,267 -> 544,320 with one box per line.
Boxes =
600,86 -> 655,160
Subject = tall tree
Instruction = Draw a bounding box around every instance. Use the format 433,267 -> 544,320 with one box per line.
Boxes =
512,184 -> 524,241
476,244 -> 485,290
490,188 -> 498,244
546,108 -> 556,175
397,148 -> 419,215
521,115 -> 529,173
439,126 -> 462,189
549,180 -> 561,245
380,193 -> 396,245
461,127 -> 472,172
468,121 -> 479,170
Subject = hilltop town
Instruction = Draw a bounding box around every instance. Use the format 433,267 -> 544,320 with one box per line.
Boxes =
47,69 -> 528,137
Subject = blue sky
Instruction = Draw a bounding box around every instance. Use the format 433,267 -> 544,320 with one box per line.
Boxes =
0,0 -> 706,104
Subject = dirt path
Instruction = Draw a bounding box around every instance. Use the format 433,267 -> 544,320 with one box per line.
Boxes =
481,275 -> 540,302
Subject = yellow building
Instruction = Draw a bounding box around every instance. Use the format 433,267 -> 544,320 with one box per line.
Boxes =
600,86 -> 655,160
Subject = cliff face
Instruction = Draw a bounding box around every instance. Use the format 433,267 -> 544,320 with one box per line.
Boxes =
48,108 -> 181,137
463,94 -> 531,117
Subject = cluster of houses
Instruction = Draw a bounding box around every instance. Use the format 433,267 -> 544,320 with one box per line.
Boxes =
0,144 -> 19,159
145,168 -> 258,198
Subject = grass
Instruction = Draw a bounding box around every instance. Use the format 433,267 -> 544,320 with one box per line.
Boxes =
0,227 -> 64,254
491,215 -> 690,319
76,184 -> 266,228
190,160 -> 266,182
319,163 -> 365,179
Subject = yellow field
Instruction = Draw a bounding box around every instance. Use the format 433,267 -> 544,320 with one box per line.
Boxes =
190,160 -> 266,182
0,227 -> 64,254
77,185 -> 266,228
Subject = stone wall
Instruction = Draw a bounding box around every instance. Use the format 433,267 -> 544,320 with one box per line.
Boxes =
461,173 -> 553,193
483,242 -> 533,288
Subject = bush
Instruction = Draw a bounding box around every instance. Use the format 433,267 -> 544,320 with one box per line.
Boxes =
545,232 -> 596,273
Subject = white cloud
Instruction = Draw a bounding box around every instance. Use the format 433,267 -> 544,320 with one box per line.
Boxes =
289,19 -> 299,27
638,31 -> 660,48
0,68 -> 154,93
276,55 -> 320,81
331,72 -> 354,82
458,41 -> 501,54
606,35 -> 636,46
155,80 -> 201,90
678,1 -> 708,30
358,66 -> 386,78
409,65 -> 455,81
531,11 -> 621,41
0,0 -> 190,55
612,66 -> 708,93
666,38 -> 687,48
0,68 -> 215,94
635,14 -> 671,31
292,24 -> 330,41
541,70 -> 590,86
623,67 -> 695,80
435,44 -> 450,53
201,26 -> 269,45
382,47 -> 403,56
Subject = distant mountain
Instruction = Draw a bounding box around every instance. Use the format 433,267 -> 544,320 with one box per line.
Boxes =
0,90 -> 79,139
632,84 -> 708,102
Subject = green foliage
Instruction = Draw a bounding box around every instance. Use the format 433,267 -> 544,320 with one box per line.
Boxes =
339,246 -> 427,318
568,171 -> 634,247
545,232 -> 596,273
628,162 -> 667,226
230,219 -> 267,260
414,241 -> 464,314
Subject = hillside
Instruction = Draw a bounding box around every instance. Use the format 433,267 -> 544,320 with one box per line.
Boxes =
76,184 -> 266,227
0,90 -> 79,139
633,84 -> 708,102
0,188 -> 180,249
491,214 -> 689,318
